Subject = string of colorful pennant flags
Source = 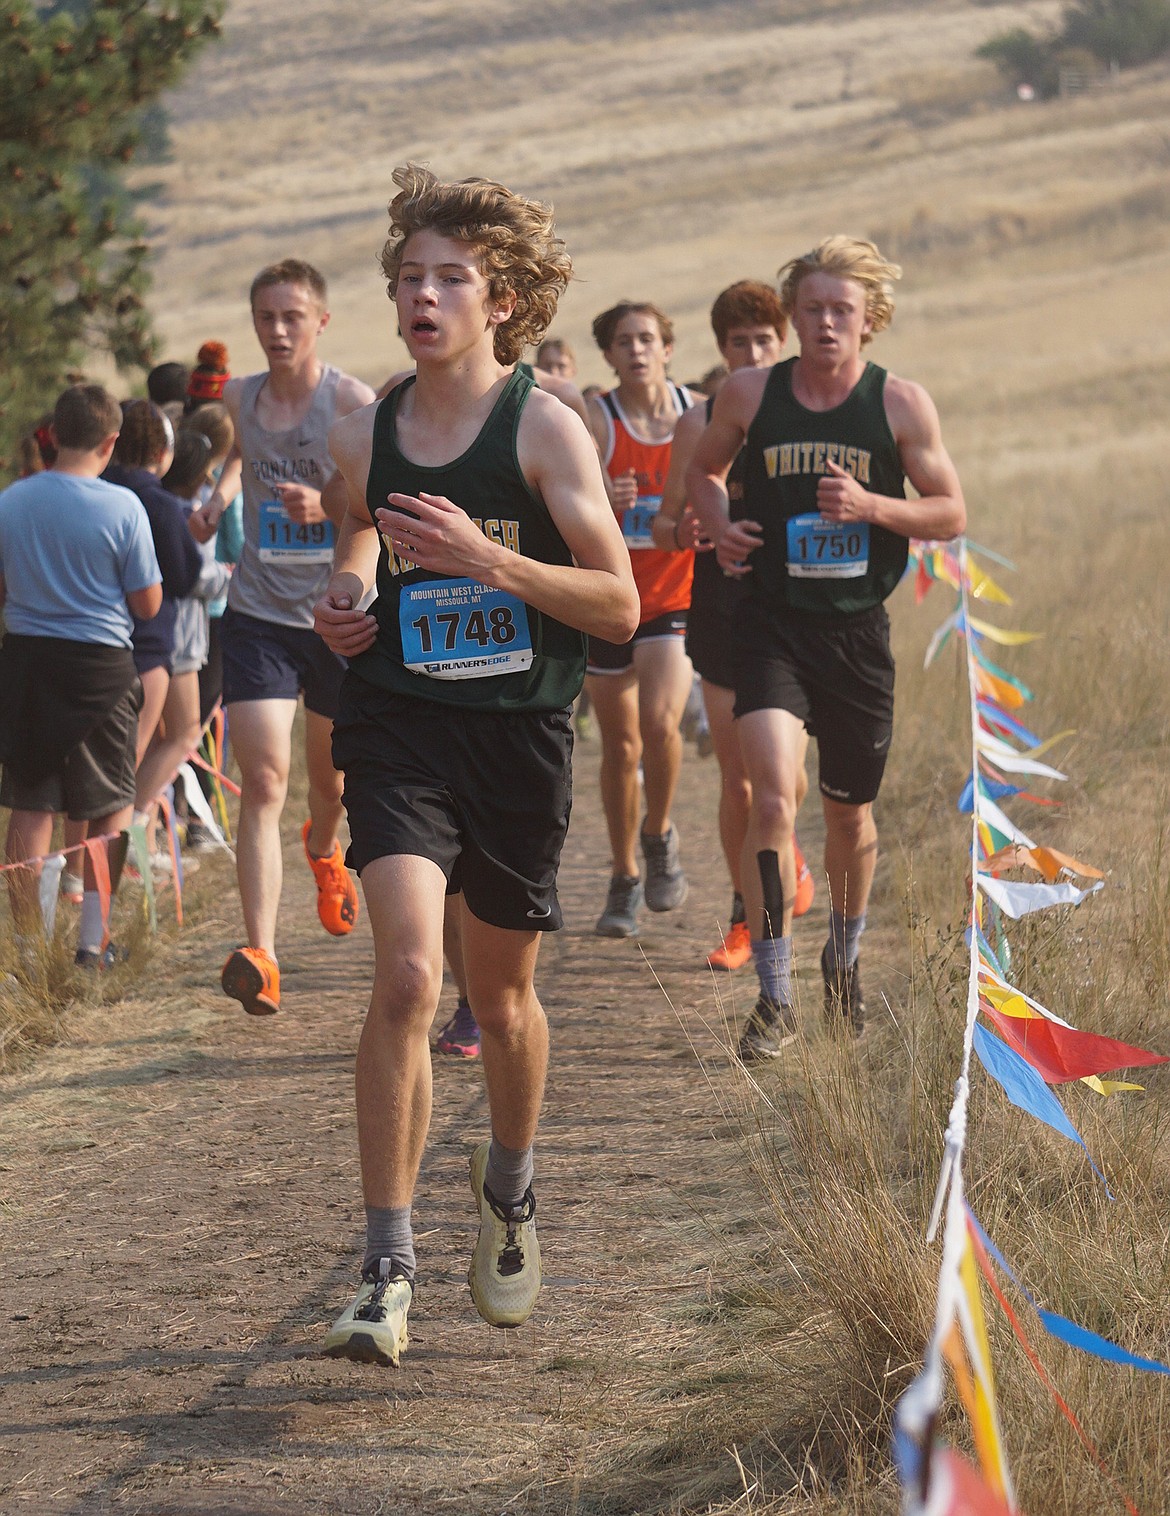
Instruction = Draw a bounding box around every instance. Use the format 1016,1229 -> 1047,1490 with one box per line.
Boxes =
893,541 -> 1169,1514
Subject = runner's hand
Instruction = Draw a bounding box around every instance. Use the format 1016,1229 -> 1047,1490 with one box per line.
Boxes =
817,460 -> 873,522
313,589 -> 377,657
187,506 -> 219,545
274,482 -> 327,524
678,509 -> 710,552
606,469 -> 638,516
376,493 -> 505,580
715,519 -> 763,576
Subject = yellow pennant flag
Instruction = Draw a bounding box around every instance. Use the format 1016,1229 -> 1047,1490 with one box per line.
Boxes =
967,558 -> 1013,605
1024,729 -> 1076,760
1082,1075 -> 1146,1097
944,1239 -> 1013,1503
968,615 -> 1040,646
979,981 -> 1036,1019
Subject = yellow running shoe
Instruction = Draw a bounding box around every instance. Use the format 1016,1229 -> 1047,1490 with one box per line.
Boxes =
302,820 -> 359,936
467,1142 -> 541,1328
323,1260 -> 412,1367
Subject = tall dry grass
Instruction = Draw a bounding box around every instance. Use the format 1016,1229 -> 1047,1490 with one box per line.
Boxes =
564,464 -> 1170,1511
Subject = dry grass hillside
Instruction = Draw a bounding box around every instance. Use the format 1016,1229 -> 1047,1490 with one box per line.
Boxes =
3,4 -> 1168,1512
143,0 -> 1170,486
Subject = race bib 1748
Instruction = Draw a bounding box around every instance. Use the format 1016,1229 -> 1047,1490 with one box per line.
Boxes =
622,495 -> 661,550
785,513 -> 869,579
399,578 -> 533,681
258,499 -> 335,564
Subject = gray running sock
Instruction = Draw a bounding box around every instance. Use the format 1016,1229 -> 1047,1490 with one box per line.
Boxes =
363,1204 -> 415,1280
825,909 -> 866,972
485,1139 -> 534,1211
79,891 -> 104,954
752,934 -> 793,1006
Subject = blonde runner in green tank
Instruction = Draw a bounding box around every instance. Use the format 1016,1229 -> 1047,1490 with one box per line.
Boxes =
687,237 -> 966,1055
313,165 -> 637,1360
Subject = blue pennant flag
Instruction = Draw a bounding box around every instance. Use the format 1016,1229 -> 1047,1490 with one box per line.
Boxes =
976,698 -> 1041,748
968,1210 -> 1170,1376
958,773 -> 1023,813
972,1024 -> 1111,1194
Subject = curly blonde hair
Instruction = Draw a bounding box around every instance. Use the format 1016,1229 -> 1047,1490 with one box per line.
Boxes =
777,236 -> 901,346
380,164 -> 572,367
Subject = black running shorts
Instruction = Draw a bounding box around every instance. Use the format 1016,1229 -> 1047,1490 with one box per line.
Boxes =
686,562 -> 742,691
586,609 -> 687,676
221,606 -> 345,719
0,680 -> 142,821
733,602 -> 895,807
332,674 -> 574,932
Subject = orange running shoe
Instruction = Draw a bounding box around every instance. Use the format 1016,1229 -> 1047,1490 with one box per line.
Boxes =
302,820 -> 359,936
793,836 -> 815,918
221,946 -> 281,1016
707,919 -> 752,972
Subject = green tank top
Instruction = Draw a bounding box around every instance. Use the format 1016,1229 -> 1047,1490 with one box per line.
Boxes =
741,357 -> 907,618
348,367 -> 586,711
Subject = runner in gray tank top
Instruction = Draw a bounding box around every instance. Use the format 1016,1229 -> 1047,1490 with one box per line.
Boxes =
232,363 -> 343,628
199,259 -> 375,1017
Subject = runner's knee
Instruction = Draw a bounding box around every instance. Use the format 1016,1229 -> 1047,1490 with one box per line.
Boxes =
239,758 -> 290,809
370,952 -> 442,1026
753,786 -> 797,840
602,726 -> 641,772
473,989 -> 539,1042
825,802 -> 874,849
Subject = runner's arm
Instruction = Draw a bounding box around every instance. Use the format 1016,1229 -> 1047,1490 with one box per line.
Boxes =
533,368 -> 589,427
376,399 -> 639,643
686,370 -> 763,574
652,403 -> 707,553
816,378 -> 966,540
313,407 -> 380,658
586,392 -> 636,515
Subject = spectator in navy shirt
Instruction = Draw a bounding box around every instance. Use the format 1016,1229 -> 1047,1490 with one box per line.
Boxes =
104,400 -> 202,778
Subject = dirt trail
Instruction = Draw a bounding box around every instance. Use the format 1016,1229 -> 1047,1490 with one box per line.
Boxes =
0,738 -> 894,1514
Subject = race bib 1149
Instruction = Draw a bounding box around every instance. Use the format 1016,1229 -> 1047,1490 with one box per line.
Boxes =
785,513 -> 869,579
258,499 -> 334,564
399,578 -> 533,681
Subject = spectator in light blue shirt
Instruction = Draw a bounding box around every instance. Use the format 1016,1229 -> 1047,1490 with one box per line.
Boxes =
0,384 -> 162,965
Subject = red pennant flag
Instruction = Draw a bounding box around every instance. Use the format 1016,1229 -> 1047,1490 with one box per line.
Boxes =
937,1451 -> 1017,1516
982,1005 -> 1168,1084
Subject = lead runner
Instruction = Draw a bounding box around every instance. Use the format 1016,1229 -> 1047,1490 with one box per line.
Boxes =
313,165 -> 638,1363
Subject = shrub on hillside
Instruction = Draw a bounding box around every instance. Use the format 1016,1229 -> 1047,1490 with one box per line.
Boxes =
976,0 -> 1170,97
976,26 -> 1062,96
1063,0 -> 1170,65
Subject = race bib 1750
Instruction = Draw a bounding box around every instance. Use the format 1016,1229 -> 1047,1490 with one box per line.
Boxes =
785,513 -> 869,579
399,578 -> 533,680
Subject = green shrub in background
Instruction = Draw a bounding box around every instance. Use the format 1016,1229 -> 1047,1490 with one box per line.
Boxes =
0,0 -> 224,477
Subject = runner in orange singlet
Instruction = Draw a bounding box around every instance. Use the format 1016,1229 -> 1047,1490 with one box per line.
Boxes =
585,301 -> 699,938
